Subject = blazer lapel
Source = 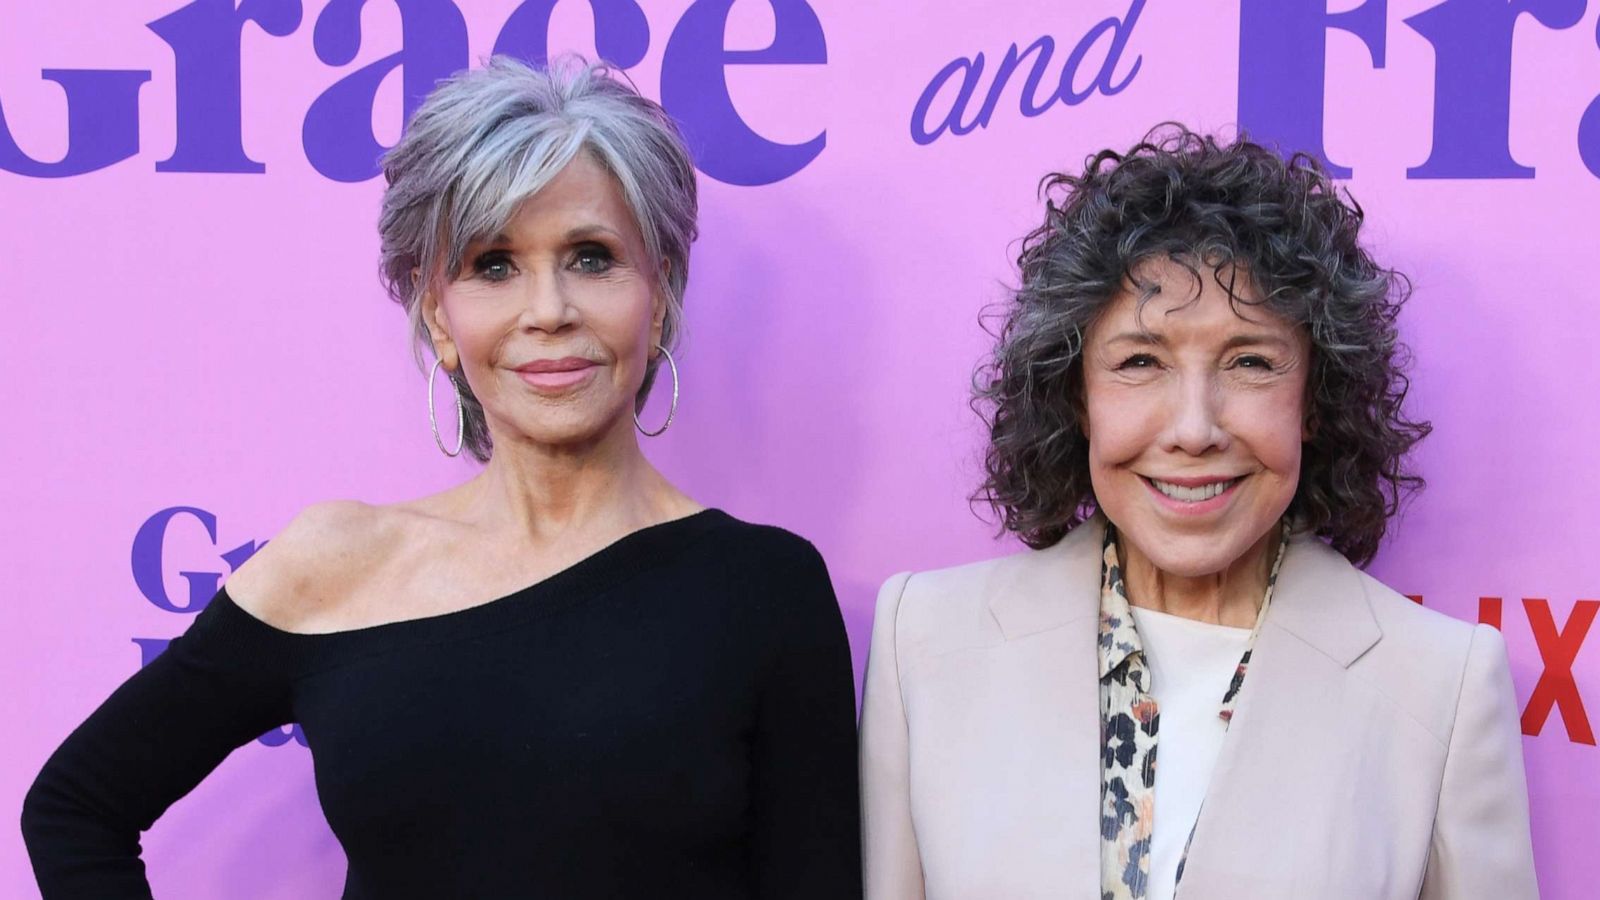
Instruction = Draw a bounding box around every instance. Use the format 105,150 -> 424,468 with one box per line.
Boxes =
983,517 -> 1106,897
1171,534 -> 1383,899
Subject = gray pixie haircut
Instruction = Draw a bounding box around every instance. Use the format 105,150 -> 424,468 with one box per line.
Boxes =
378,55 -> 699,461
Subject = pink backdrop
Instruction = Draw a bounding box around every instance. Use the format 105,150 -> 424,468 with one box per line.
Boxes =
4,0 -> 1597,896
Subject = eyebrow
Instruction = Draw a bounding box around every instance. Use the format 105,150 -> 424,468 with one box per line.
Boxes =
1103,331 -> 1163,347
1102,331 -> 1294,351
1220,334 -> 1293,352
476,224 -> 624,247
563,224 -> 623,243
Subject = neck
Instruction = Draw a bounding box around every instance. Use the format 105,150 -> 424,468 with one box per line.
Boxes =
450,414 -> 695,547
1118,524 -> 1280,628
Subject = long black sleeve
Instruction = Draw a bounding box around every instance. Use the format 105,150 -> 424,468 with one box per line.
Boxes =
21,598 -> 296,898
748,542 -> 863,898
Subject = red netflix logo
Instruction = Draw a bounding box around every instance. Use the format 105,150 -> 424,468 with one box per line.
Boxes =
1406,595 -> 1597,746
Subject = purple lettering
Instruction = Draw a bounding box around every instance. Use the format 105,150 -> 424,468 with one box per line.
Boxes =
1059,0 -> 1144,104
0,69 -> 151,177
659,0 -> 827,186
910,0 -> 1146,147
1404,0 -> 1585,179
987,38 -> 1056,123
492,0 -> 650,69
257,724 -> 312,748
148,0 -> 304,174
1581,16 -> 1600,178
1237,0 -> 1387,177
132,637 -> 173,668
911,55 -> 989,145
131,506 -> 222,614
302,0 -> 468,183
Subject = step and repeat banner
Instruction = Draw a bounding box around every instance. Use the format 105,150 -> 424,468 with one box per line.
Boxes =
3,0 -> 1597,896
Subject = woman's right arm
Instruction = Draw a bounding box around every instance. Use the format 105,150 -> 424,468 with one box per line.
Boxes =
21,592 -> 298,897
21,582 -> 306,897
859,572 -> 926,900
21,502 -> 369,897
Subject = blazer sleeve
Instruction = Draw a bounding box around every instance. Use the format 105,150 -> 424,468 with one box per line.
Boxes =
1419,623 -> 1539,900
859,572 -> 926,899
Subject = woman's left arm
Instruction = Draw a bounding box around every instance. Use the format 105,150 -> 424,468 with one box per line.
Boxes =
749,540 -> 863,899
1419,624 -> 1539,900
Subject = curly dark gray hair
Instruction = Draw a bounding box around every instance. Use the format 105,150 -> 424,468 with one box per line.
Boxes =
973,125 -> 1431,566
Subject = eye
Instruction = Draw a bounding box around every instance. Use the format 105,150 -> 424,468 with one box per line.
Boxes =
471,251 -> 516,283
1233,354 -> 1274,371
571,242 -> 615,274
1116,353 -> 1159,370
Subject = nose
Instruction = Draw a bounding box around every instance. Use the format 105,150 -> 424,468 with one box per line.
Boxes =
517,270 -> 579,334
1162,370 -> 1230,456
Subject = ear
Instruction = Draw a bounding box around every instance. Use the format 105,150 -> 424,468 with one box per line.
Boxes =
648,259 -> 671,355
416,269 -> 459,370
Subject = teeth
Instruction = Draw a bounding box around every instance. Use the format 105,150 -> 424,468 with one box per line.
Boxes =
1150,478 -> 1237,502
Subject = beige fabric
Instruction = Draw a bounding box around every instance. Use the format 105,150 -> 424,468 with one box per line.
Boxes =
859,515 -> 1538,900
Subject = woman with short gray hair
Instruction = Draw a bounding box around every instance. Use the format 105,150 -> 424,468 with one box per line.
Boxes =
24,57 -> 863,898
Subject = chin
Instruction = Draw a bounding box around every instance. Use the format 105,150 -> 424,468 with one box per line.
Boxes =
528,418 -> 619,447
1139,549 -> 1243,579
1114,518 -> 1260,579
492,405 -> 625,448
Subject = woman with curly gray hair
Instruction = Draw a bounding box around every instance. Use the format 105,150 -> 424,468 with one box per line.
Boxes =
23,57 -> 862,898
859,127 -> 1534,900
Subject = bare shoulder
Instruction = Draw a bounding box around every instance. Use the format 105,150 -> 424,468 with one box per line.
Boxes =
225,500 -> 406,632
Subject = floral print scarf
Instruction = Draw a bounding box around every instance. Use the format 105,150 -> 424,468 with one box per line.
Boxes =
1098,522 -> 1289,899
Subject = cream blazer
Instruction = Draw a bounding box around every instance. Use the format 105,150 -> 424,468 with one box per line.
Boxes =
860,516 -> 1537,899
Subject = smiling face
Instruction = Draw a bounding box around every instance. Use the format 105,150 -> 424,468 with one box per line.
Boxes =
1082,256 -> 1311,578
421,153 -> 665,451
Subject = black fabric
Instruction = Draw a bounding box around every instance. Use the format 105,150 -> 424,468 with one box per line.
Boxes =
22,510 -> 863,899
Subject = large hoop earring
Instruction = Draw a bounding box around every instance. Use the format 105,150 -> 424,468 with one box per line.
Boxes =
428,358 -> 466,457
635,345 -> 679,438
